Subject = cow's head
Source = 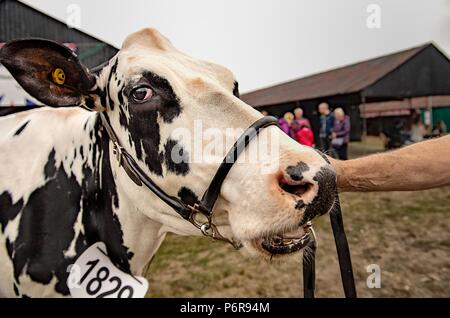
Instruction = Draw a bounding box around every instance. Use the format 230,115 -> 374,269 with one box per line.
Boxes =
0,28 -> 336,258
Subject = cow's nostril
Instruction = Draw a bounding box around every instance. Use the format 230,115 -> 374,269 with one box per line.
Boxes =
279,179 -> 313,197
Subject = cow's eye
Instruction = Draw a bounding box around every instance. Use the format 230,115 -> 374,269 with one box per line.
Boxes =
130,86 -> 153,102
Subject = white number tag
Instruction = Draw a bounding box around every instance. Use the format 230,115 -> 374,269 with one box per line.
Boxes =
67,242 -> 148,298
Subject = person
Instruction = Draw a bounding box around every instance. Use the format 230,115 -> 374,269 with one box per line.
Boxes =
318,102 -> 334,153
408,112 -> 425,143
330,134 -> 450,192
441,120 -> 447,134
261,110 -> 269,116
294,107 -> 311,128
432,120 -> 447,137
295,123 -> 315,147
331,108 -> 350,160
278,112 -> 294,137
381,119 -> 406,149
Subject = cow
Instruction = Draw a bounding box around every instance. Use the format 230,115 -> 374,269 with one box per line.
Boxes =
0,28 -> 336,297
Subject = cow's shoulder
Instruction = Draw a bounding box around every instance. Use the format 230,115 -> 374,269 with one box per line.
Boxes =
0,107 -> 99,297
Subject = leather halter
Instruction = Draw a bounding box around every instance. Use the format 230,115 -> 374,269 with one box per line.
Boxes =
99,113 -> 278,249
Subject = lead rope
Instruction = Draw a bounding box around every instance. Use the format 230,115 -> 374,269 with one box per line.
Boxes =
302,193 -> 357,298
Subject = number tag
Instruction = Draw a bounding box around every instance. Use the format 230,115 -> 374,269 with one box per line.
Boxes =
67,242 -> 148,298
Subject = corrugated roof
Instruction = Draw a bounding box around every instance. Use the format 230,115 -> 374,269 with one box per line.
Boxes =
241,44 -> 429,107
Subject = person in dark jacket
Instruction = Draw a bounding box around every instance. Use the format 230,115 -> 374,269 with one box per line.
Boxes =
331,107 -> 351,160
318,102 -> 334,153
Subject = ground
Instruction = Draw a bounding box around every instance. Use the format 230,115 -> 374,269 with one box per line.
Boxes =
145,137 -> 450,297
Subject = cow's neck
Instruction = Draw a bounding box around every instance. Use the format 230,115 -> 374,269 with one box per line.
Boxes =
81,113 -> 165,276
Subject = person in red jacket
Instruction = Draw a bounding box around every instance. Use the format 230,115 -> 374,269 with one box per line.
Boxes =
295,123 -> 315,147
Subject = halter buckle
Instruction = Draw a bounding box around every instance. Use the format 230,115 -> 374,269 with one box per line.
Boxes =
188,204 -> 242,250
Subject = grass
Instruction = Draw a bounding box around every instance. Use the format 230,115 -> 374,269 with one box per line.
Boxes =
145,138 -> 450,297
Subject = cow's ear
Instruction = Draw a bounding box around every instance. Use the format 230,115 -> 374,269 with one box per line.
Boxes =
0,39 -> 100,109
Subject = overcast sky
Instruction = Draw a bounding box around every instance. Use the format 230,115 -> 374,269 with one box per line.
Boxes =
20,0 -> 450,93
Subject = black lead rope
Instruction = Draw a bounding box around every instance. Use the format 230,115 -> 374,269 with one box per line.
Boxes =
303,194 -> 357,298
302,232 -> 317,298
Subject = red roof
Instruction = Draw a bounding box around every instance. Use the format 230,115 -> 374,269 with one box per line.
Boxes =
241,44 -> 429,107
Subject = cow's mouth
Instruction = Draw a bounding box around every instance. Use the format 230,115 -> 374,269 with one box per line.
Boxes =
255,223 -> 313,255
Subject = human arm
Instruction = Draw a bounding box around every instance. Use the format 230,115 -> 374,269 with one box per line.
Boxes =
330,135 -> 450,192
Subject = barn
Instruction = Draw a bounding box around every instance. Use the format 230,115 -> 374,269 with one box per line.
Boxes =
0,0 -> 118,111
241,43 -> 450,141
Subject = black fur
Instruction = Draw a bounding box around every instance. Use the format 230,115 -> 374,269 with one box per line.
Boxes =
164,139 -> 189,176
120,71 -> 185,175
13,120 -> 30,136
301,166 -> 336,225
286,161 -> 310,181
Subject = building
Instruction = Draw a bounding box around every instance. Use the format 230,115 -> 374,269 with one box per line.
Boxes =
0,0 -> 118,108
241,43 -> 450,140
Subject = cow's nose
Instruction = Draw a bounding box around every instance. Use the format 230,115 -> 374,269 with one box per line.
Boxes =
278,162 -> 336,223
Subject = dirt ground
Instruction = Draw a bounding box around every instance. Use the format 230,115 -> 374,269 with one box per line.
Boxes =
145,139 -> 450,297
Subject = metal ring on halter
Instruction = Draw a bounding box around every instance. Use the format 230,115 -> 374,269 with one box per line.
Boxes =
200,223 -> 213,236
188,205 -> 212,230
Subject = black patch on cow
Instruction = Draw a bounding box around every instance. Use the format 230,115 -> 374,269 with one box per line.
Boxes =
13,283 -> 19,296
286,161 -> 310,181
79,146 -> 84,159
44,149 -> 57,177
121,71 -> 182,175
13,120 -> 30,136
164,139 -> 189,176
79,117 -> 132,274
117,85 -> 124,106
118,107 -> 128,128
233,81 -> 240,98
0,191 -> 23,231
8,149 -> 82,294
178,187 -> 199,206
85,97 -> 96,110
96,86 -> 107,109
300,166 -> 336,225
295,200 -> 306,210
6,238 -> 13,258
107,59 -> 118,110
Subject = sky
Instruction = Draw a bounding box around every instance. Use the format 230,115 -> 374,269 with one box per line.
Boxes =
20,0 -> 450,93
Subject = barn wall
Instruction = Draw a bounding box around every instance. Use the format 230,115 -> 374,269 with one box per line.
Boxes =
0,0 -> 118,68
364,45 -> 450,100
420,106 -> 450,131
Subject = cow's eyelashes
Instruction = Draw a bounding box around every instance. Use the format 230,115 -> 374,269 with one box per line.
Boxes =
130,86 -> 153,103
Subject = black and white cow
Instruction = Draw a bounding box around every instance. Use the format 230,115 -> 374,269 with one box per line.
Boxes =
0,28 -> 336,297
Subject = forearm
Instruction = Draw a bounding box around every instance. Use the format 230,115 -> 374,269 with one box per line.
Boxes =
330,135 -> 450,192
